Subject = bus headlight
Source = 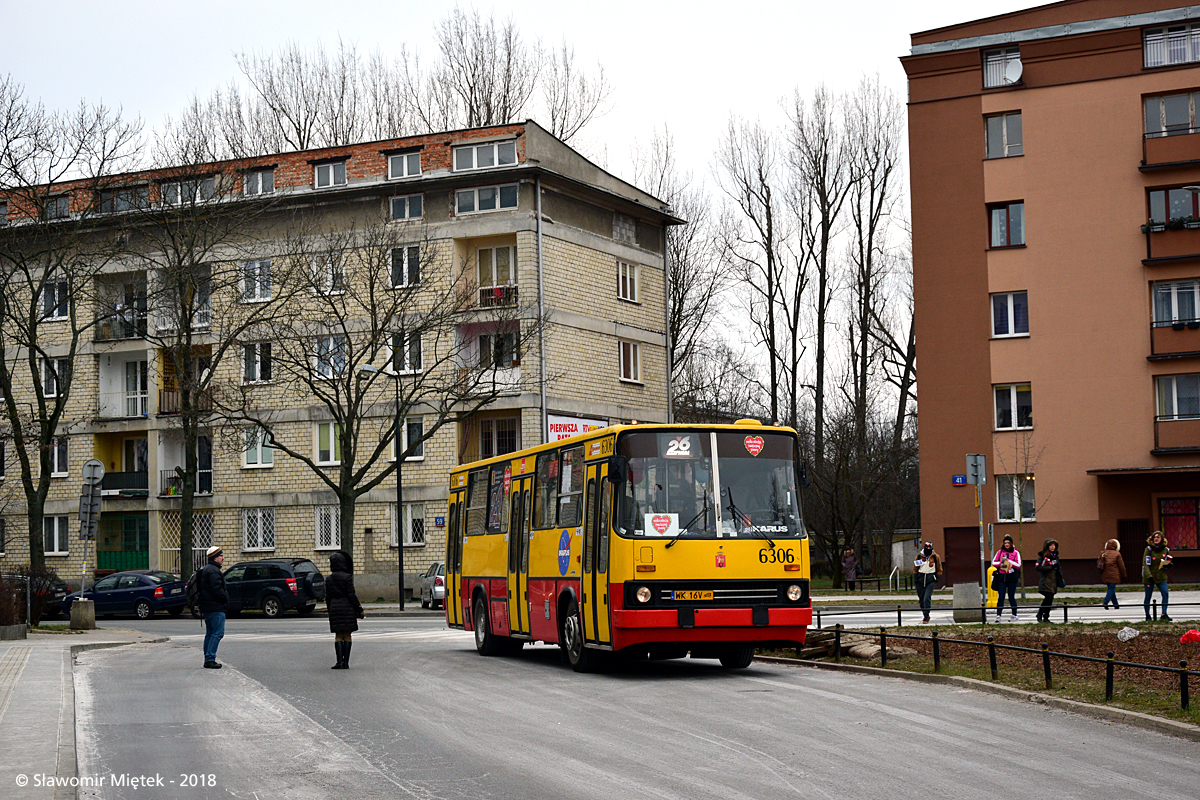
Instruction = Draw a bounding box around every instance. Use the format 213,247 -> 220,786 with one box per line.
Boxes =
636,586 -> 652,604
786,584 -> 803,602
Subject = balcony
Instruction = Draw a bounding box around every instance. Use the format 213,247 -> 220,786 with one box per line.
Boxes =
100,471 -> 149,497
1150,320 -> 1200,358
1142,130 -> 1200,170
1142,223 -> 1200,263
478,285 -> 518,308
94,313 -> 148,342
98,390 -> 149,420
159,468 -> 213,497
1154,416 -> 1200,453
158,389 -> 213,416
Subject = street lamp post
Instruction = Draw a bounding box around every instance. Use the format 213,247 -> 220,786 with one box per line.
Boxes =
358,364 -> 404,611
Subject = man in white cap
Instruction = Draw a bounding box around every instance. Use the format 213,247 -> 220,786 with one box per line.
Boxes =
198,546 -> 228,668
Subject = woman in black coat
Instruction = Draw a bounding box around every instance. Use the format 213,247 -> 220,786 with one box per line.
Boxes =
326,550 -> 364,669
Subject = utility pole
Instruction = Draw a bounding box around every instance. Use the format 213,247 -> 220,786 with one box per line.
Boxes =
966,454 -> 987,606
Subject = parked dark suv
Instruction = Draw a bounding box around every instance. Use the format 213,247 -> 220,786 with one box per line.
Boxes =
223,559 -> 326,618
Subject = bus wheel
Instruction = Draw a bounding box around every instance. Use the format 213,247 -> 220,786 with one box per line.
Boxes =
718,646 -> 756,669
473,598 -> 501,656
561,597 -> 600,673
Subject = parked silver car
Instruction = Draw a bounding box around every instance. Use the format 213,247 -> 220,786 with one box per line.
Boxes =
419,561 -> 445,609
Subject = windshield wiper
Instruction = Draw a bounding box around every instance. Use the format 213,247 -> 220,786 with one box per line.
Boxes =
725,488 -> 774,548
667,492 -> 709,549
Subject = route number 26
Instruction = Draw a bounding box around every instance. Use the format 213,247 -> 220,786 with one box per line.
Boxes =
665,436 -> 692,457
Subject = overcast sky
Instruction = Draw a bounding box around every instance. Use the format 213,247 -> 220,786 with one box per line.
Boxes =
3,0 -> 1040,187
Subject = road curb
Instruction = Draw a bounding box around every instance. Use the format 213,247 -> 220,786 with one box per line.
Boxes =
755,655 -> 1200,742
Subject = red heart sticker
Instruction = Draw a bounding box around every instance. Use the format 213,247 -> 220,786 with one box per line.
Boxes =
651,515 -> 672,534
744,436 -> 764,456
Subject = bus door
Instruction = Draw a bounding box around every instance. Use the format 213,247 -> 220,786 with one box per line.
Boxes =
582,462 -> 612,646
446,493 -> 464,627
507,476 -> 532,636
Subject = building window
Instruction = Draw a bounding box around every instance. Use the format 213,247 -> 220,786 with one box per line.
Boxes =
388,152 -> 421,179
619,340 -> 641,383
390,193 -> 423,220
992,291 -> 1029,337
243,259 -> 272,301
1149,187 -> 1200,225
314,161 -> 347,188
997,474 -> 1036,522
244,168 -> 274,196
42,358 -> 70,397
618,261 -> 639,303
391,330 -> 422,374
481,417 -> 519,459
1154,280 -> 1200,326
42,278 -> 70,320
243,427 -> 274,467
243,342 -> 272,383
479,331 -> 519,369
314,334 -> 347,379
315,505 -> 340,550
49,437 -> 68,477
243,507 -> 275,550
1145,93 -> 1200,138
989,202 -> 1024,247
453,140 -> 517,171
0,518 -> 5,554
98,185 -> 148,213
1157,374 -> 1200,420
394,502 -> 426,546
1159,497 -> 1199,550
392,245 -> 421,288
985,112 -> 1023,158
1,201 -> 7,225
994,384 -> 1033,430
44,515 -> 70,555
314,254 -> 345,294
983,47 -> 1021,88
1144,24 -> 1200,69
478,245 -> 516,305
0,440 -> 5,479
316,422 -> 343,465
162,177 -> 216,205
456,184 -> 518,215
393,417 -> 425,461
43,196 -> 69,220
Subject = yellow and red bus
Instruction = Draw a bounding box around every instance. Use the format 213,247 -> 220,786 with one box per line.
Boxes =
444,420 -> 812,671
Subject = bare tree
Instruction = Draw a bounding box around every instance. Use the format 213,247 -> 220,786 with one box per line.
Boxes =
0,78 -> 142,567
542,42 -> 611,142
993,424 -> 1051,598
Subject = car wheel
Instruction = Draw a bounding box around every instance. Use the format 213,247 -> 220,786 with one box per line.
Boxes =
135,599 -> 153,620
718,646 -> 756,669
473,597 -> 501,656
421,592 -> 430,609
561,596 -> 601,673
168,606 -> 183,617
261,595 -> 283,618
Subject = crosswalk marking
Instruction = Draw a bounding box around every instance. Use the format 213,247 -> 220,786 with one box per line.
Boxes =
171,628 -> 473,644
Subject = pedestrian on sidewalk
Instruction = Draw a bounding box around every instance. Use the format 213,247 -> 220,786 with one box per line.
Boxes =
1034,538 -> 1065,623
1142,531 -> 1173,622
991,534 -> 1022,622
327,550 -> 365,669
842,548 -> 858,592
1097,539 -> 1126,610
198,546 -> 227,668
913,541 -> 942,623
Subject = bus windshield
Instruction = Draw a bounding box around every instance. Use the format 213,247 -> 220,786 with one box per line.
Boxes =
613,430 -> 805,539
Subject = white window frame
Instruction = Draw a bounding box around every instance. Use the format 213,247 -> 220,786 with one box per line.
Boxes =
390,193 -> 423,221
992,291 -> 1029,338
392,416 -> 425,462
985,112 -> 1023,158
1144,24 -> 1200,69
618,261 -> 639,303
314,161 -> 347,189
243,168 -> 274,197
390,330 -> 422,375
242,259 -> 272,302
456,184 -> 519,215
1157,374 -> 1200,420
314,254 -> 345,295
42,358 -> 70,398
99,185 -> 148,213
242,507 -> 276,551
996,474 -> 1036,522
43,515 -> 70,556
983,47 -> 1021,88
315,505 -> 341,550
994,384 -> 1033,431
453,140 -> 517,172
42,278 -> 70,320
393,502 -> 426,547
388,152 -> 421,180
162,177 -> 215,206
315,421 -> 343,465
619,340 -> 642,384
243,427 -> 274,468
314,334 -> 348,379
392,245 -> 421,288
243,342 -> 272,384
1153,280 -> 1200,326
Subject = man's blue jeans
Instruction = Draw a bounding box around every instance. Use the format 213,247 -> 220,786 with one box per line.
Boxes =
1143,582 -> 1168,617
203,611 -> 226,663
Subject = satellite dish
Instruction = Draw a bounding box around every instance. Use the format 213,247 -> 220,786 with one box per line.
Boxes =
1005,58 -> 1024,84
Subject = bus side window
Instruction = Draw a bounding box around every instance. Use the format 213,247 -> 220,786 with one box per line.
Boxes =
598,480 -> 611,573
448,502 -> 462,572
583,478 -> 596,574
534,452 -> 559,529
557,447 -> 585,527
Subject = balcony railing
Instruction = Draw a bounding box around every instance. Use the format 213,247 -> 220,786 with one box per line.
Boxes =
98,390 -> 149,419
1154,415 -> 1200,453
1142,222 -> 1200,262
1150,319 -> 1200,357
158,389 -> 213,416
94,313 -> 148,342
479,285 -> 518,308
100,471 -> 149,494
159,468 -> 213,496
1142,129 -> 1200,169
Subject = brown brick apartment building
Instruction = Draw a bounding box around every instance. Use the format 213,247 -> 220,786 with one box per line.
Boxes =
0,121 -> 678,598
904,1 -> 1200,585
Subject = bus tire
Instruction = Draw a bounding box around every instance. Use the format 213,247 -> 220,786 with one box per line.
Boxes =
561,596 -> 601,673
473,597 -> 501,656
718,646 -> 756,669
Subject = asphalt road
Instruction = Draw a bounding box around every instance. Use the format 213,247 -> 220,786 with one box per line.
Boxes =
73,612 -> 1198,800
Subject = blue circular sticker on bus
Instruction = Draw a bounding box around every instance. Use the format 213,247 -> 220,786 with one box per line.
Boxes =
558,529 -> 572,575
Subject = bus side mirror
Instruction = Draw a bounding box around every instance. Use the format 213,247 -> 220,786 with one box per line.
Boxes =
606,455 -> 628,484
799,462 -> 811,489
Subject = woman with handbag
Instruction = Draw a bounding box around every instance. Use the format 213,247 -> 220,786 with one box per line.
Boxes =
913,541 -> 942,624
1097,539 -> 1126,610
991,534 -> 1022,622
1034,538 -> 1065,623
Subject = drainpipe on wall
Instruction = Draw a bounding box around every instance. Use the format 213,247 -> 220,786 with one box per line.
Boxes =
663,224 -> 674,423
536,177 -> 548,444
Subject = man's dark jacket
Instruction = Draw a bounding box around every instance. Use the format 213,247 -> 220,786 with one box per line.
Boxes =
198,559 -> 228,614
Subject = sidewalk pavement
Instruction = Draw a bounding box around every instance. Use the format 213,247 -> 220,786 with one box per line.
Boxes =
819,588 -> 1200,609
0,628 -> 165,800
